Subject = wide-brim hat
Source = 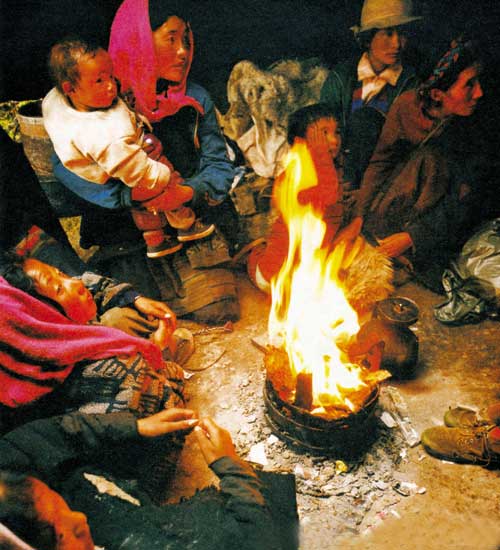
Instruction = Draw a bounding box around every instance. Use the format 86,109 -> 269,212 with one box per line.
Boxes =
351,0 -> 422,35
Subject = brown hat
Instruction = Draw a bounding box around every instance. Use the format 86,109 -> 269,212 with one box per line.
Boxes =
351,0 -> 422,35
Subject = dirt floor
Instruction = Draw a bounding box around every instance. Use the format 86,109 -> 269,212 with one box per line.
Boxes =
169,273 -> 500,550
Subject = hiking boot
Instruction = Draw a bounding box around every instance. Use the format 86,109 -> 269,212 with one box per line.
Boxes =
421,425 -> 499,465
444,406 -> 490,428
146,235 -> 183,258
177,219 -> 215,242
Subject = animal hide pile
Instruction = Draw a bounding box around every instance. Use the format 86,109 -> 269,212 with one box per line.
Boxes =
219,59 -> 328,178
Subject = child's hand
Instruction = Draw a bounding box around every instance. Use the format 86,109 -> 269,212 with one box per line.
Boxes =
137,408 -> 198,437
144,133 -> 164,160
151,318 -> 175,351
134,297 -> 177,326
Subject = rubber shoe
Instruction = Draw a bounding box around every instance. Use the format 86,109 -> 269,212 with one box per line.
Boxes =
421,425 -> 497,465
177,219 -> 215,242
147,236 -> 183,258
444,406 -> 490,428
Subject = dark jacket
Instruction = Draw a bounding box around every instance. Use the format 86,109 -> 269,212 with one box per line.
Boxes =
0,411 -> 298,550
320,58 -> 418,186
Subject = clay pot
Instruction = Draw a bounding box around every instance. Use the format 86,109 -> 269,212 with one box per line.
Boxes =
356,297 -> 419,379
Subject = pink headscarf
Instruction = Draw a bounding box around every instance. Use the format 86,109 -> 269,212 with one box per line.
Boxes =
0,277 -> 163,407
109,0 -> 204,122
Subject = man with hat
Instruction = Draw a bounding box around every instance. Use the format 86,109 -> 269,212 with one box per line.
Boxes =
321,0 -> 422,190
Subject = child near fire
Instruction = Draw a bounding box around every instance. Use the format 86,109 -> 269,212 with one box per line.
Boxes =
42,38 -> 214,259
247,103 -> 393,320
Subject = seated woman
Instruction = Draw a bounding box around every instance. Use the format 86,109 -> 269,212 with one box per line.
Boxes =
353,36 -> 485,290
0,252 -> 184,434
320,0 -> 421,190
0,410 -> 297,550
52,0 -> 239,323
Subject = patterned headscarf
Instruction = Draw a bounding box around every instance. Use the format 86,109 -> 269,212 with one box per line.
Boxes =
420,36 -> 468,92
109,0 -> 204,122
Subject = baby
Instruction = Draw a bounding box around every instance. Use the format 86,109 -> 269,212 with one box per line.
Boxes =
42,38 -> 214,258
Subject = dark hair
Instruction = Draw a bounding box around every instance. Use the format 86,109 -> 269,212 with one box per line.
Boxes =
419,38 -> 482,109
0,471 -> 56,550
355,25 -> 413,52
356,29 -> 378,52
148,0 -> 194,31
287,103 -> 338,145
48,37 -> 103,93
0,250 -> 33,293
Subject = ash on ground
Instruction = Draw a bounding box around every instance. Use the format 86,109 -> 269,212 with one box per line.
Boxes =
231,368 -> 425,539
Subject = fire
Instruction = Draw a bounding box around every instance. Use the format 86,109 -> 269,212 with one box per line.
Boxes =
268,141 -> 367,413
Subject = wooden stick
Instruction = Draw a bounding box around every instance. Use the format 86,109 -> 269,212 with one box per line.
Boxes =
294,372 -> 313,410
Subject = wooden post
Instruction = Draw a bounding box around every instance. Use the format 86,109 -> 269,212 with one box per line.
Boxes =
294,372 -> 313,410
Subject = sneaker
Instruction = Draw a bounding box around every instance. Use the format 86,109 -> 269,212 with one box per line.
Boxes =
421,425 -> 498,465
444,406 -> 490,428
177,219 -> 215,242
146,236 -> 183,258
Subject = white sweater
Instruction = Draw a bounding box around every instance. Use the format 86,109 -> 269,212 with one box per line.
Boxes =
42,88 -> 170,190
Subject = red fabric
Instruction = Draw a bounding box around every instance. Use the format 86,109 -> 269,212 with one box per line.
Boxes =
0,277 -> 163,407
108,0 -> 203,122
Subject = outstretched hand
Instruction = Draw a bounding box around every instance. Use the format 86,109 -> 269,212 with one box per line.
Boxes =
137,408 -> 198,438
194,418 -> 238,465
134,296 -> 177,325
377,232 -> 413,258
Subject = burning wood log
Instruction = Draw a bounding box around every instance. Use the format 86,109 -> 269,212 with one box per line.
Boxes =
294,372 -> 313,410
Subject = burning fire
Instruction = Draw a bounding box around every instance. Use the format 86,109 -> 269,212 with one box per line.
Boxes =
267,141 -> 369,414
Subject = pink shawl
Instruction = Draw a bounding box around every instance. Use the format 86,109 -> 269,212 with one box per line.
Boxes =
109,0 -> 204,122
0,277 -> 163,407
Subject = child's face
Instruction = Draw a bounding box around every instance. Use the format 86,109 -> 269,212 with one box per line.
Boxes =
23,258 -> 97,324
64,49 -> 117,112
305,117 -> 341,160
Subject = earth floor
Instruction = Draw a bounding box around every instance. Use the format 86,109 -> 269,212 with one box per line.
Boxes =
166,274 -> 499,550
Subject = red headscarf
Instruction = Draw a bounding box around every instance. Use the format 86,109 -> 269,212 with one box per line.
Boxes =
109,0 -> 204,122
0,277 -> 163,407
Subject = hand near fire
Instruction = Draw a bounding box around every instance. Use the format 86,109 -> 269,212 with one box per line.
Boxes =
194,417 -> 239,465
376,232 -> 413,258
137,408 -> 198,437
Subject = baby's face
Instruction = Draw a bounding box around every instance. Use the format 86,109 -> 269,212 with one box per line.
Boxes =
305,117 -> 341,160
68,49 -> 117,111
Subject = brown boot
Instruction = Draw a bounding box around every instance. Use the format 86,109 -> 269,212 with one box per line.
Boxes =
443,406 -> 492,428
421,425 -> 500,465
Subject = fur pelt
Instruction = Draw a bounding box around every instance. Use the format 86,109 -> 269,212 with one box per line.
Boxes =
218,59 -> 328,175
343,240 -> 394,320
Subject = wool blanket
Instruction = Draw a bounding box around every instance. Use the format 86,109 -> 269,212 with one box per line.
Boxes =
0,277 -> 162,407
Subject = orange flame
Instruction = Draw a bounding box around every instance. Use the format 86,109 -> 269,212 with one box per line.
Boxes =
268,142 -> 367,412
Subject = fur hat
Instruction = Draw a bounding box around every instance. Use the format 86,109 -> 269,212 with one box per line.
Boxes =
351,0 -> 422,35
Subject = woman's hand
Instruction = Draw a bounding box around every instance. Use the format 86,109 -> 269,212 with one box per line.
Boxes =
377,232 -> 413,258
194,418 -> 238,465
137,408 -> 198,437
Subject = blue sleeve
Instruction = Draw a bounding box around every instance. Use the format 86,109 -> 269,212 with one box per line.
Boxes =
182,84 -> 235,208
52,154 -> 133,210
